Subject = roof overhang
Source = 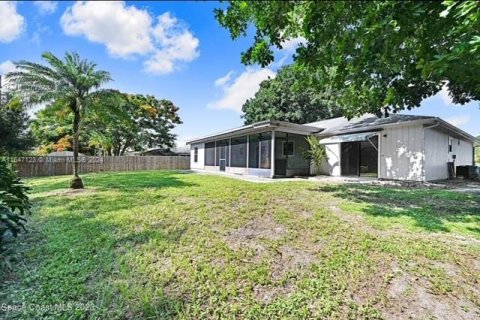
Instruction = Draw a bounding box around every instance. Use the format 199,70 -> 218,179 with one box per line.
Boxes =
429,118 -> 478,144
315,118 -> 433,137
320,132 -> 378,144
186,120 -> 322,145
315,116 -> 478,145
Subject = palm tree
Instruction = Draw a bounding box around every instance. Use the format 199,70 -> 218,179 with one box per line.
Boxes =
6,52 -> 112,188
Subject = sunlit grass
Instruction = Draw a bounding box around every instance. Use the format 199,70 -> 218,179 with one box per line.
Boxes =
1,171 -> 479,319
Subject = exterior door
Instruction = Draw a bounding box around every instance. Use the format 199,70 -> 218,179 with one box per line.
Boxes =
218,141 -> 227,171
341,142 -> 360,176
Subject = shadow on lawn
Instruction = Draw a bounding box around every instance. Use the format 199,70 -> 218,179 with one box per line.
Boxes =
5,171 -> 203,318
313,184 -> 480,234
3,206 -> 188,318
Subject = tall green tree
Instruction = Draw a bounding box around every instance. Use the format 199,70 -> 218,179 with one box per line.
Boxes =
31,92 -> 182,156
0,95 -> 34,155
7,52 -> 112,188
215,1 -> 480,117
30,100 -> 91,155
86,92 -> 182,155
242,65 -> 341,124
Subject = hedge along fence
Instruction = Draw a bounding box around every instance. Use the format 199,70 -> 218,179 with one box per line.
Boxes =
2,156 -> 190,178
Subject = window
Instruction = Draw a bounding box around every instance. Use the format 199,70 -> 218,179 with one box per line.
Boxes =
448,138 -> 452,153
259,133 -> 271,169
205,142 -> 215,166
283,141 -> 294,156
194,147 -> 198,162
247,133 -> 271,169
248,135 -> 259,168
231,136 -> 247,167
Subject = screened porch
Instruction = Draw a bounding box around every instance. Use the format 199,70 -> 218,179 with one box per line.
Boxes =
202,131 -> 312,178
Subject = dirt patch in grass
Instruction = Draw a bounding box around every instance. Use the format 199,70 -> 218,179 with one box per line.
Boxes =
226,215 -> 320,281
270,245 -> 319,281
383,271 -> 479,320
226,215 -> 287,247
253,283 -> 295,304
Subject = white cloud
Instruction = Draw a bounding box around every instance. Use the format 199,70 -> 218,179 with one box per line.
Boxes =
0,60 -> 17,91
61,1 -> 153,57
280,37 -> 306,51
60,2 -> 199,74
273,37 -> 306,68
445,115 -> 471,127
214,70 -> 235,88
438,84 -> 454,106
33,1 -> 57,15
144,12 -> 200,74
31,25 -> 51,44
0,60 -> 16,75
0,2 -> 25,43
208,68 -> 276,113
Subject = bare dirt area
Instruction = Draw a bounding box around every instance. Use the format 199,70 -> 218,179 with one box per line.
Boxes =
226,215 -> 287,249
311,176 -> 480,193
225,200 -> 480,318
383,269 -> 479,320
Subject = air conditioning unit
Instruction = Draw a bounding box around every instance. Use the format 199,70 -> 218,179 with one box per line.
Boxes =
456,165 -> 480,180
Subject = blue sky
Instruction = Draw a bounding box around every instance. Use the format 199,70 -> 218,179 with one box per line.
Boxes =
0,1 -> 478,147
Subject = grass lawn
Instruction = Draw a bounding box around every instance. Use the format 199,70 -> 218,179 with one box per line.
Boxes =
1,170 -> 479,319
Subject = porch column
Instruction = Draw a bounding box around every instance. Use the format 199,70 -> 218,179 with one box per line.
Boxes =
246,135 -> 249,175
271,130 -> 275,178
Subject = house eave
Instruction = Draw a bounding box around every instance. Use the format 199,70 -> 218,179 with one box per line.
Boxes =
432,118 -> 477,143
314,118 -> 433,138
186,120 -> 322,145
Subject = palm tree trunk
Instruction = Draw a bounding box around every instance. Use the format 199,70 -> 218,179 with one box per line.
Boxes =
70,110 -> 84,189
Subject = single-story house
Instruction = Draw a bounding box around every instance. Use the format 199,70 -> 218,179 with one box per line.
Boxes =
135,146 -> 190,156
187,114 -> 479,181
47,151 -> 86,157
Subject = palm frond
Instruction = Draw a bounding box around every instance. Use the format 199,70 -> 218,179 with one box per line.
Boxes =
5,51 -> 112,110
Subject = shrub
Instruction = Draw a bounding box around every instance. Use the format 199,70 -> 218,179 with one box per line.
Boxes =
303,136 -> 327,175
0,161 -> 31,246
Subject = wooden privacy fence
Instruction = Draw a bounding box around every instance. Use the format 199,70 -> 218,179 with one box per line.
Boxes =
4,156 -> 190,177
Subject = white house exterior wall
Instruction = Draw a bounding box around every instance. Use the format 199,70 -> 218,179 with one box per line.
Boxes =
378,124 -> 425,181
451,136 -> 474,166
424,129 -> 474,180
317,143 -> 341,176
424,129 -> 449,180
190,143 -> 205,169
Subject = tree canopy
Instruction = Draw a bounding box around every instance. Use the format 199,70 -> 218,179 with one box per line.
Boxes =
242,65 -> 341,124
0,95 -> 34,155
31,91 -> 182,156
215,1 -> 480,117
87,92 -> 182,156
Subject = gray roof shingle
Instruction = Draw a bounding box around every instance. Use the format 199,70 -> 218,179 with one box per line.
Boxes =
307,114 -> 435,135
